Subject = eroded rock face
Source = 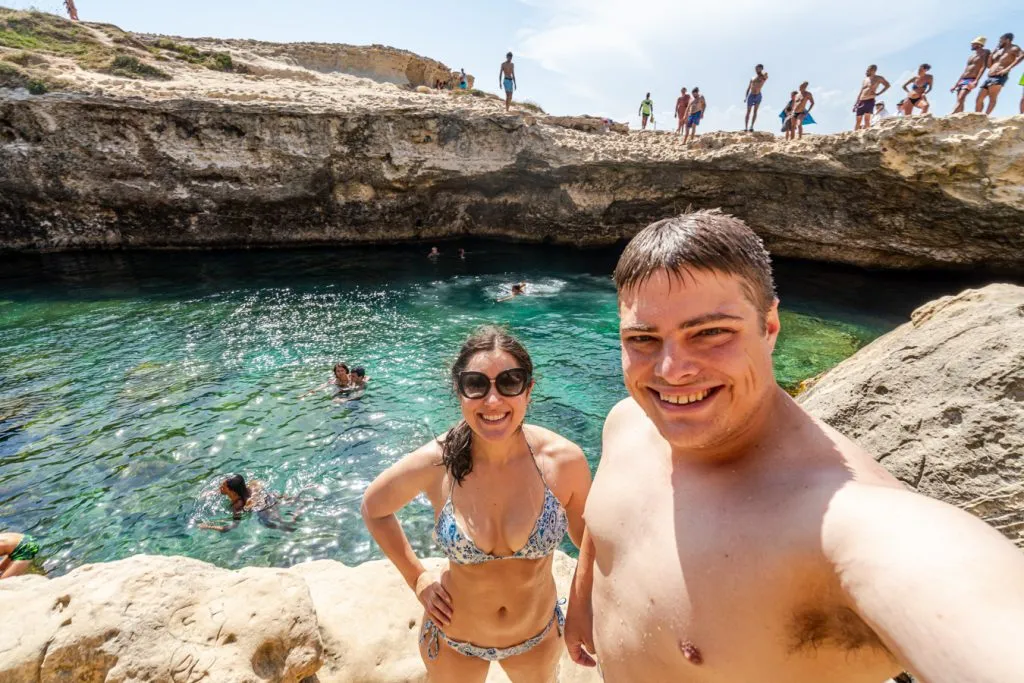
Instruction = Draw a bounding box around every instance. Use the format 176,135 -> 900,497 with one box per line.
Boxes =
0,555 -> 323,683
1,89 -> 1021,271
800,283 -> 1024,547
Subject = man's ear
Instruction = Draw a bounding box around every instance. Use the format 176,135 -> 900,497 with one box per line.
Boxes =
765,298 -> 781,351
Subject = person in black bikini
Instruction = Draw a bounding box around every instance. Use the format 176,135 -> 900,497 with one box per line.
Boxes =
899,64 -> 933,116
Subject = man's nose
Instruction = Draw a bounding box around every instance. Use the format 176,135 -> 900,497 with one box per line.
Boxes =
657,341 -> 701,383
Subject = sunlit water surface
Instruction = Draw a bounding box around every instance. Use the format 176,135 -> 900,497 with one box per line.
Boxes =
0,244 -> 993,575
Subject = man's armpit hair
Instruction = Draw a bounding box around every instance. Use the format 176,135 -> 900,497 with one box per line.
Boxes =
788,606 -> 895,657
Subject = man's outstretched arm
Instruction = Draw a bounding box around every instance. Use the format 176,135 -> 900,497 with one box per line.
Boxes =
825,484 -> 1024,683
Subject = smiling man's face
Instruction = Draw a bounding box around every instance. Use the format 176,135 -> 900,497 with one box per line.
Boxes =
619,268 -> 779,454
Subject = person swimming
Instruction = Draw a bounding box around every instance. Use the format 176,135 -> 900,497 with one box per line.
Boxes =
300,363 -> 358,399
198,474 -> 298,532
496,282 -> 527,302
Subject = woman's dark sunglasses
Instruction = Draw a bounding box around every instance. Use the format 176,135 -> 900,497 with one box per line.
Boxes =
457,369 -> 531,399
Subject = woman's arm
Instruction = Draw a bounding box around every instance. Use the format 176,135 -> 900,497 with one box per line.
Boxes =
360,443 -> 443,591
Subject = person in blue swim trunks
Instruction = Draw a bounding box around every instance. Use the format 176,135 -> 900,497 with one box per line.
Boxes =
682,87 -> 705,144
744,64 -> 768,131
1,532 -> 40,578
950,36 -> 990,113
499,52 -> 516,111
976,33 -> 1023,115
362,326 -> 591,681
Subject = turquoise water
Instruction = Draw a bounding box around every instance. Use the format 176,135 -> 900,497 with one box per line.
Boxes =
0,244 -> 987,575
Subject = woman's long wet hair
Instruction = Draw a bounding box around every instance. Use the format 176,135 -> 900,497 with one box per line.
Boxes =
441,326 -> 534,485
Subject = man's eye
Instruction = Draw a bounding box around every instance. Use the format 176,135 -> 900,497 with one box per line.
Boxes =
697,328 -> 729,337
627,335 -> 656,343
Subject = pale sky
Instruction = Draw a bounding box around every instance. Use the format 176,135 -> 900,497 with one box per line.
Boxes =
7,0 -> 1024,133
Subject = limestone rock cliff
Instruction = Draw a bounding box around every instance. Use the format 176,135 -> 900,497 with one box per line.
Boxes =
800,283 -> 1024,547
1,12 -> 1022,271
0,553 -> 595,683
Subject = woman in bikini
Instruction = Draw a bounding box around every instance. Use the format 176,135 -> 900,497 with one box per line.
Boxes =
900,63 -> 933,116
362,326 -> 591,682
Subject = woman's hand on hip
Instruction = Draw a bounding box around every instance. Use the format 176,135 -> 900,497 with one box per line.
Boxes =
416,569 -> 454,626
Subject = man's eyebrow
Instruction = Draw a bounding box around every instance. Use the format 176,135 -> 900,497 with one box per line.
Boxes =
620,313 -> 744,334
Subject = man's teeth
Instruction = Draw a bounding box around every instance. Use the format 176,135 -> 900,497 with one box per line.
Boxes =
659,389 -> 712,405
481,413 -> 509,422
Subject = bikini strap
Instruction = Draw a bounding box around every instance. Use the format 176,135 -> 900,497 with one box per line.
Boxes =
522,426 -> 551,489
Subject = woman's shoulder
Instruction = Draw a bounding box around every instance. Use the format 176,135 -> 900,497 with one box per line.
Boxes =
524,424 -> 586,467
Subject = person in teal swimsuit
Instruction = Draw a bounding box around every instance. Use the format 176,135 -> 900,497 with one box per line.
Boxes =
362,326 -> 592,681
1,532 -> 40,579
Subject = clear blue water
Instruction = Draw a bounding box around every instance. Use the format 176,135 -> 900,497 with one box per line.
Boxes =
0,244 -> 994,575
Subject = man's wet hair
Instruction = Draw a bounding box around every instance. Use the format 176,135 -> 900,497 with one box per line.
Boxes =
613,210 -> 776,327
921,63 -> 931,71
868,64 -> 877,71
224,474 -> 248,501
506,51 -> 513,58
693,87 -> 700,93
756,63 -> 763,69
1002,33 -> 1013,42
352,367 -> 366,378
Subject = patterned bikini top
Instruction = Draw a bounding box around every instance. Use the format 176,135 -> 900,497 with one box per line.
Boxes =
434,436 -> 569,565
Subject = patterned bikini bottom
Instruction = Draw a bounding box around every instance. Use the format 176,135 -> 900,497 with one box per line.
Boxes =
420,599 -> 565,662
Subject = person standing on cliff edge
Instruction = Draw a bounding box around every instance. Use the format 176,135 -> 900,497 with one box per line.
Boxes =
976,33 -> 1023,115
562,209 -> 1024,683
950,36 -> 990,113
744,64 -> 768,131
674,88 -> 692,135
500,52 -> 516,111
853,65 -> 890,130
639,93 -> 654,130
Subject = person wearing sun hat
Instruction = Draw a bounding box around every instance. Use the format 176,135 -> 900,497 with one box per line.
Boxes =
950,36 -> 991,113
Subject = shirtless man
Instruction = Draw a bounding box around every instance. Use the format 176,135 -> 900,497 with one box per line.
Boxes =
976,33 -> 1024,115
951,36 -> 990,113
562,210 -> 1024,683
674,88 -> 692,135
499,52 -> 516,111
853,65 -> 890,130
682,88 -> 705,144
791,82 -> 813,139
899,64 -> 933,116
743,64 -> 768,131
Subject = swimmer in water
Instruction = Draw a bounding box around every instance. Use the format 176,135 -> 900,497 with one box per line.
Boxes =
0,532 -> 41,579
198,474 -> 298,532
497,282 -> 526,302
300,363 -> 355,399
334,367 -> 370,403
428,246 -> 441,258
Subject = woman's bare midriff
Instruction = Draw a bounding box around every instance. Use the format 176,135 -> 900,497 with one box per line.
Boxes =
439,554 -> 558,647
